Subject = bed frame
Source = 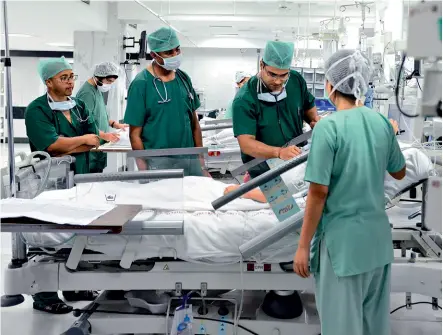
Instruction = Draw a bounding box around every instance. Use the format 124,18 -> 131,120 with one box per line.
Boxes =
1,152 -> 441,335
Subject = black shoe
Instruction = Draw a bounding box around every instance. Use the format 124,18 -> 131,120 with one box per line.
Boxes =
33,300 -> 73,314
62,291 -> 99,302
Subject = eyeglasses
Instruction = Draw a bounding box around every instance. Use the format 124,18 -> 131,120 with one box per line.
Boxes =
263,66 -> 290,80
57,74 -> 78,83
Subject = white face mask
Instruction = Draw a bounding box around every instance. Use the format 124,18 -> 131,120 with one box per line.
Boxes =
97,83 -> 112,93
47,94 -> 76,111
155,53 -> 182,71
94,77 -> 113,93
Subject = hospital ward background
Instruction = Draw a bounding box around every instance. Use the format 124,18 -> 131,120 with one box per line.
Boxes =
0,0 -> 442,335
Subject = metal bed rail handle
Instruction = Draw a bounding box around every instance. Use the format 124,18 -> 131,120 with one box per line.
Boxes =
211,152 -> 309,210
123,220 -> 185,236
203,118 -> 233,125
239,210 -> 305,259
126,147 -> 208,158
200,124 -> 233,131
73,170 -> 184,184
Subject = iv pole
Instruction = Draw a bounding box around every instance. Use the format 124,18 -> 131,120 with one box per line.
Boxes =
2,0 -> 16,197
1,0 -> 26,308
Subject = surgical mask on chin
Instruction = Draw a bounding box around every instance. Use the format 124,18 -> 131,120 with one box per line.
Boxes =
257,89 -> 287,103
47,95 -> 76,111
156,53 -> 182,71
257,78 -> 288,102
97,83 -> 112,93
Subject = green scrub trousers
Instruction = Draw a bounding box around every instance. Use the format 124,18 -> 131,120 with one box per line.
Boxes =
315,241 -> 391,335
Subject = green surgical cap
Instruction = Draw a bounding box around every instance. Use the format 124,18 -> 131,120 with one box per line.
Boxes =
38,57 -> 72,83
263,41 -> 294,69
148,27 -> 180,53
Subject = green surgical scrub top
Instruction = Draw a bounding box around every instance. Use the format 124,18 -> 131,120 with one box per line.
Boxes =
233,71 -> 315,177
124,68 -> 201,150
25,94 -> 99,175
77,81 -> 109,173
304,106 -> 406,277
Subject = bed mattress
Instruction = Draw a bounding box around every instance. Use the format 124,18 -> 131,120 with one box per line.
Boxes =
24,144 -> 433,264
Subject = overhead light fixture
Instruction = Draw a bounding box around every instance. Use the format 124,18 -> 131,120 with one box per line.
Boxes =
47,42 -> 74,47
213,34 -> 238,37
1,33 -> 32,38
209,25 -> 233,28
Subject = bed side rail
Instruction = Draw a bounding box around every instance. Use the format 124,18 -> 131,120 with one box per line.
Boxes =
126,147 -> 208,159
212,151 -> 309,210
73,170 -> 184,184
239,210 -> 304,259
13,156 -> 75,184
203,118 -> 233,125
201,124 -> 233,132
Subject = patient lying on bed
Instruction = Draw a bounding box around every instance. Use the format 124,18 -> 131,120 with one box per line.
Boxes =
223,143 -> 434,204
35,143 -> 432,211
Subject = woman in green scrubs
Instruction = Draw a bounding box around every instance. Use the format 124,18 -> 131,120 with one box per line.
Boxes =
25,57 -> 100,314
76,61 -> 127,173
233,40 -> 320,179
293,50 -> 406,335
124,27 -> 207,176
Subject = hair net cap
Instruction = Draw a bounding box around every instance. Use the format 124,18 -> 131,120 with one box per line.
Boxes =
38,57 -> 72,82
263,41 -> 294,69
94,62 -> 119,77
235,71 -> 251,84
325,49 -> 372,100
148,27 -> 180,53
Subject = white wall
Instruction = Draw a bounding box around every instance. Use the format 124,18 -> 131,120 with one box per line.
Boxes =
179,47 -> 259,110
8,57 -> 44,138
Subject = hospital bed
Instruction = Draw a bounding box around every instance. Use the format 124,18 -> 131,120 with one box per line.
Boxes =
1,144 -> 441,335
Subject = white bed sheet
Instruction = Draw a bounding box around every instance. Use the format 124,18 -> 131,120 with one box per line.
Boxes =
24,145 -> 433,263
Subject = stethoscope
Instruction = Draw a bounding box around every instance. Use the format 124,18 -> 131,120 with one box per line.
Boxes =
47,95 -> 89,136
152,61 -> 194,107
256,78 -> 293,143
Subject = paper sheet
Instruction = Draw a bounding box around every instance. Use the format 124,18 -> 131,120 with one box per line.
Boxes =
0,198 -> 115,226
107,128 -> 131,147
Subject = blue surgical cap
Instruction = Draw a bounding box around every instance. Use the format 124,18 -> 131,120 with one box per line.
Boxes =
148,27 -> 180,53
38,57 -> 72,83
263,41 -> 294,69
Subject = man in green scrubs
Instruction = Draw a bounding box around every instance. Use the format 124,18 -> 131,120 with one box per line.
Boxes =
293,50 -> 406,335
77,61 -> 128,173
124,27 -> 207,176
25,57 -> 100,314
233,40 -> 320,178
